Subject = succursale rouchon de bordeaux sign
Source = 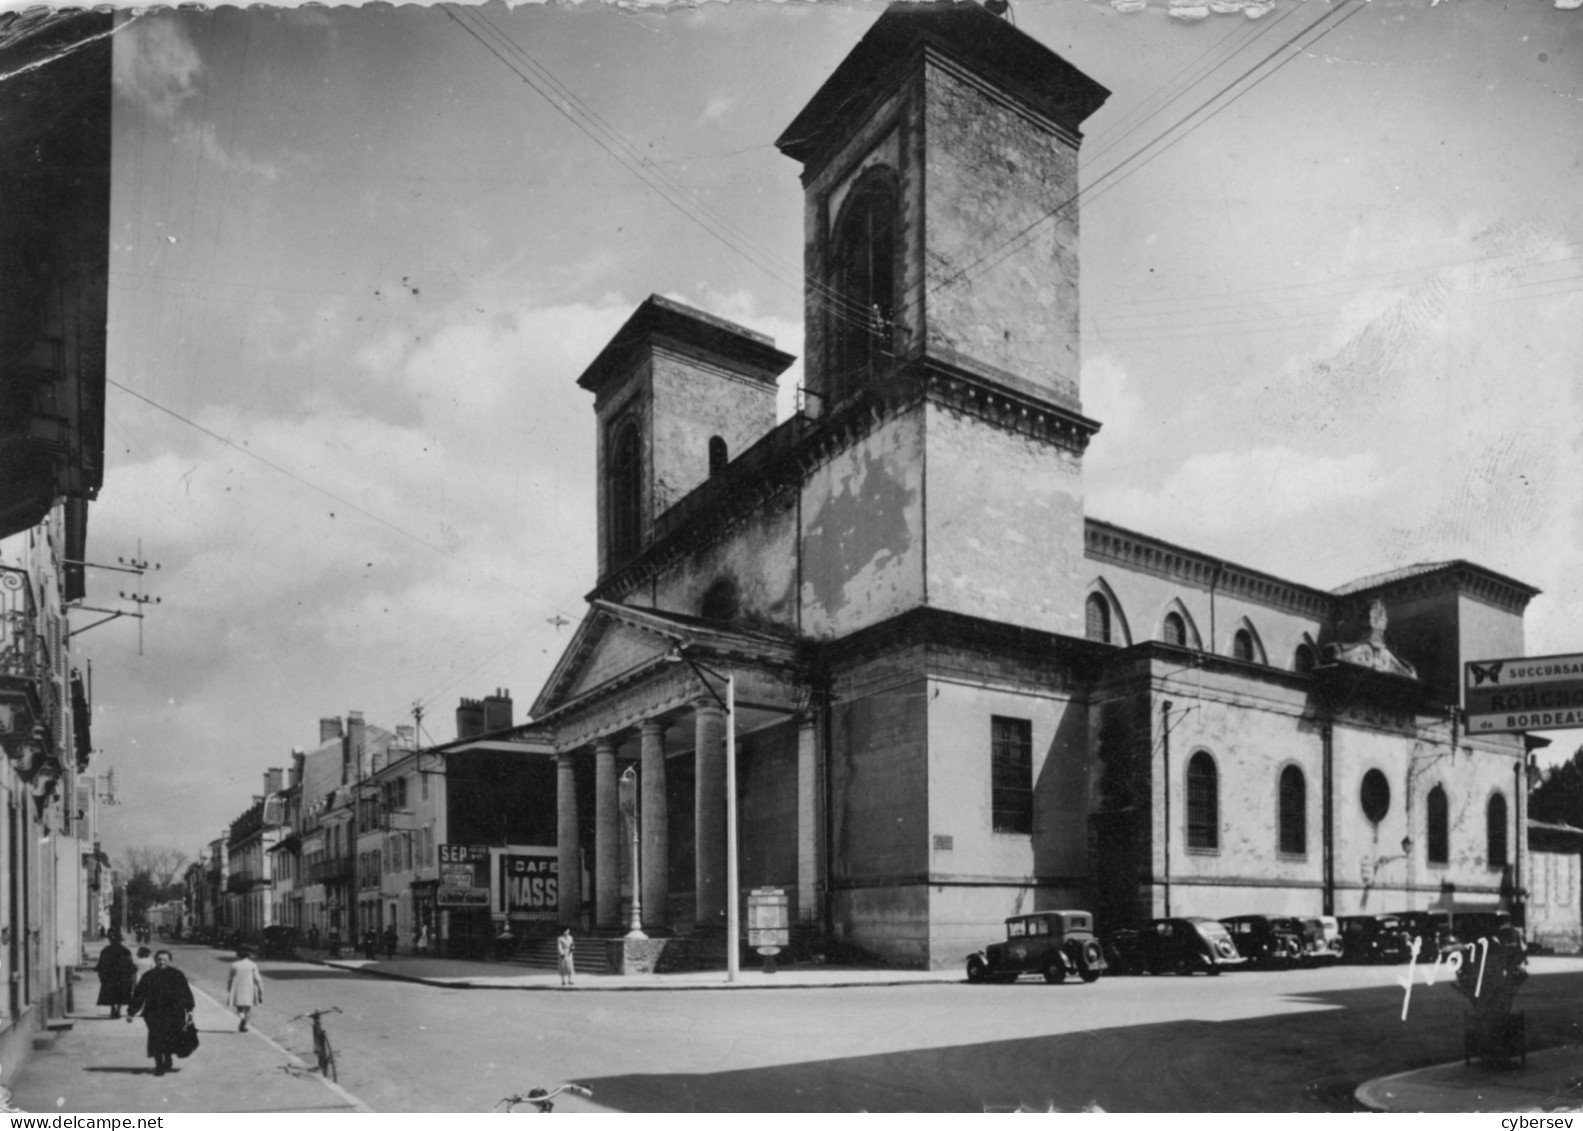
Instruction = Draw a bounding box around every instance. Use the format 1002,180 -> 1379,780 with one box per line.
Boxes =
1464,653 -> 1583,734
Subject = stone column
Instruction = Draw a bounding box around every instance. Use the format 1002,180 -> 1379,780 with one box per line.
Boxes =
594,737 -> 620,930
693,700 -> 727,929
796,715 -> 819,924
556,752 -> 580,926
640,719 -> 669,930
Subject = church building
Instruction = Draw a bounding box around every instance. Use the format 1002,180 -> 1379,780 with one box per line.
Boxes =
520,0 -> 1535,968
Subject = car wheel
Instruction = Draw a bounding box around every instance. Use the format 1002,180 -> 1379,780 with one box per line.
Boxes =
1207,963 -> 1222,976
1043,956 -> 1067,984
1080,966 -> 1101,983
966,955 -> 987,984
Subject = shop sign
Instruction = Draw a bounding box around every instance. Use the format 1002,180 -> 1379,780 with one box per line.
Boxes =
1464,653 -> 1583,733
499,849 -> 558,917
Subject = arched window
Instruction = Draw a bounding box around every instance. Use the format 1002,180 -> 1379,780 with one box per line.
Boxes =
708,435 -> 728,477
1487,793 -> 1508,868
1233,628 -> 1255,662
1279,765 -> 1306,855
1361,769 -> 1390,824
1085,593 -> 1111,644
609,419 -> 642,562
1186,751 -> 1218,850
1163,612 -> 1187,648
1427,785 -> 1449,864
1294,643 -> 1316,674
828,171 -> 898,406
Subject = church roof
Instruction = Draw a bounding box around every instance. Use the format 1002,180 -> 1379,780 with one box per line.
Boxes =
777,0 -> 1111,166
1332,561 -> 1540,602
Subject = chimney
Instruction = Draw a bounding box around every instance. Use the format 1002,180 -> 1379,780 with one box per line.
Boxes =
371,748 -> 386,773
264,767 -> 285,796
345,711 -> 367,782
483,688 -> 514,733
456,697 -> 485,740
291,747 -> 306,788
320,717 -> 343,744
395,725 -> 415,751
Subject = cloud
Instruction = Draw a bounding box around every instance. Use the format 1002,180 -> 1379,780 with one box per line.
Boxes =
113,17 -> 202,123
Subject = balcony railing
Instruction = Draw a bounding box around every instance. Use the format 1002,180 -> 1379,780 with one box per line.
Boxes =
0,565 -> 46,742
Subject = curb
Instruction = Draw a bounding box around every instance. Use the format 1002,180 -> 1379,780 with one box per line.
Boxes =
296,952 -> 963,992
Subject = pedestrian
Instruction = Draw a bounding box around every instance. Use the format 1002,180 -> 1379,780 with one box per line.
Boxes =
132,946 -> 155,988
226,946 -> 264,1033
382,923 -> 399,959
557,927 -> 575,986
127,950 -> 195,1077
94,931 -> 136,1019
416,922 -> 431,955
361,928 -> 378,961
307,924 -> 321,951
327,926 -> 342,958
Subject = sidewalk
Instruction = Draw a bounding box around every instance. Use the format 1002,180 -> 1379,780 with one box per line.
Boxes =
1356,1045 -> 1583,1113
8,968 -> 369,1115
294,946 -> 960,991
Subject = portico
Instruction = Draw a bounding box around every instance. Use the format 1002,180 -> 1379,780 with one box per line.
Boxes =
527,601 -> 818,936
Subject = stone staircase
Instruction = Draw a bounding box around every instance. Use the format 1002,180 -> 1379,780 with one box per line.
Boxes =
502,936 -> 615,976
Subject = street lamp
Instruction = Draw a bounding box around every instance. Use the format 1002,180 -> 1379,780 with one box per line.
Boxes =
618,766 -> 646,940
664,646 -> 739,983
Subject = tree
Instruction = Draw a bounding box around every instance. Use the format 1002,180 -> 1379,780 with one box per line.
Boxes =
120,847 -> 189,922
1529,746 -> 1583,828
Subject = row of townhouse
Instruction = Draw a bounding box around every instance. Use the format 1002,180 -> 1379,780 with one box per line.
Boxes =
189,694 -> 561,958
0,10 -> 118,1084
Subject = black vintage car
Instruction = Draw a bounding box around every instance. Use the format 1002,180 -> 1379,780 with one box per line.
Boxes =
1338,914 -> 1413,963
1103,917 -> 1246,976
260,925 -> 300,960
1390,910 -> 1456,955
1219,915 -> 1304,968
965,911 -> 1107,985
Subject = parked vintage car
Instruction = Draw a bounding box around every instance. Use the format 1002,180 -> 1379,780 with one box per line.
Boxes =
1337,914 -> 1413,963
1390,910 -> 1457,954
965,910 -> 1108,984
1219,915 -> 1304,968
260,925 -> 299,960
1295,916 -> 1345,964
1103,917 -> 1246,976
1452,910 -> 1513,947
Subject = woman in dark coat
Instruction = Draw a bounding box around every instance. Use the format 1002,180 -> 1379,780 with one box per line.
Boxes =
127,950 -> 195,1076
94,933 -> 136,1019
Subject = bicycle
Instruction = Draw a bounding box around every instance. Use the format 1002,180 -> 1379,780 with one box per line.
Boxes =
289,1006 -> 342,1081
497,1084 -> 592,1113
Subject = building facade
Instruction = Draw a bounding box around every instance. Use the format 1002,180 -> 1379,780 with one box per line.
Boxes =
517,1 -> 1539,968
0,8 -> 112,1079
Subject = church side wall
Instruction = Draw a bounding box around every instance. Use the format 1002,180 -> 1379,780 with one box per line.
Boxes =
649,496 -> 799,629
1085,554 -> 1327,670
801,410 -> 925,639
924,403 -> 1084,637
737,720 -> 800,893
1529,846 -> 1582,954
828,649 -> 930,966
925,675 -> 1088,968
921,59 -> 1081,409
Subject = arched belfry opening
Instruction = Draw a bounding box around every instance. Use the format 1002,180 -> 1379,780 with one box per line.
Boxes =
827,168 -> 899,407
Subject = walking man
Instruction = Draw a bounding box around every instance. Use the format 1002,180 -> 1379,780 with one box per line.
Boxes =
557,927 -> 576,987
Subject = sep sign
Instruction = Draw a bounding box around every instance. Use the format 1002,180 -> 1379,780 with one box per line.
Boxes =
1464,653 -> 1583,734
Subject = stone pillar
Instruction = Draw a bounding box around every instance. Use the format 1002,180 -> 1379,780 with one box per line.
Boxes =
693,700 -> 727,929
796,714 -> 819,924
556,753 -> 580,926
640,719 -> 669,930
594,737 -> 620,930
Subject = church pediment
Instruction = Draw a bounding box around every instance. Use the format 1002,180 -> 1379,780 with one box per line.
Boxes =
1323,598 -> 1418,679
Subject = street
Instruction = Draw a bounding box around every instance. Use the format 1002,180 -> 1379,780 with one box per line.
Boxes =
161,946 -> 1583,1112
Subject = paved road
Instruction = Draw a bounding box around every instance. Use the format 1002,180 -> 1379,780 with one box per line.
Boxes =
173,945 -> 1583,1112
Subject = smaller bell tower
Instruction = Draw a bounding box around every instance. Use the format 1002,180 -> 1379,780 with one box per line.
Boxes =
576,296 -> 795,584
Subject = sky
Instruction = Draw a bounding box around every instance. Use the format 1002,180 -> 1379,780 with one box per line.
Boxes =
52,0 -> 1583,861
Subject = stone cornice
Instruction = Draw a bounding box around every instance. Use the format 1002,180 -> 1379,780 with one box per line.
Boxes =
1339,563 -> 1538,617
1084,518 -> 1335,620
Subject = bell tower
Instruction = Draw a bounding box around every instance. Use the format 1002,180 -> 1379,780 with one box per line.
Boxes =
776,0 -> 1109,417
778,1 -> 1111,637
